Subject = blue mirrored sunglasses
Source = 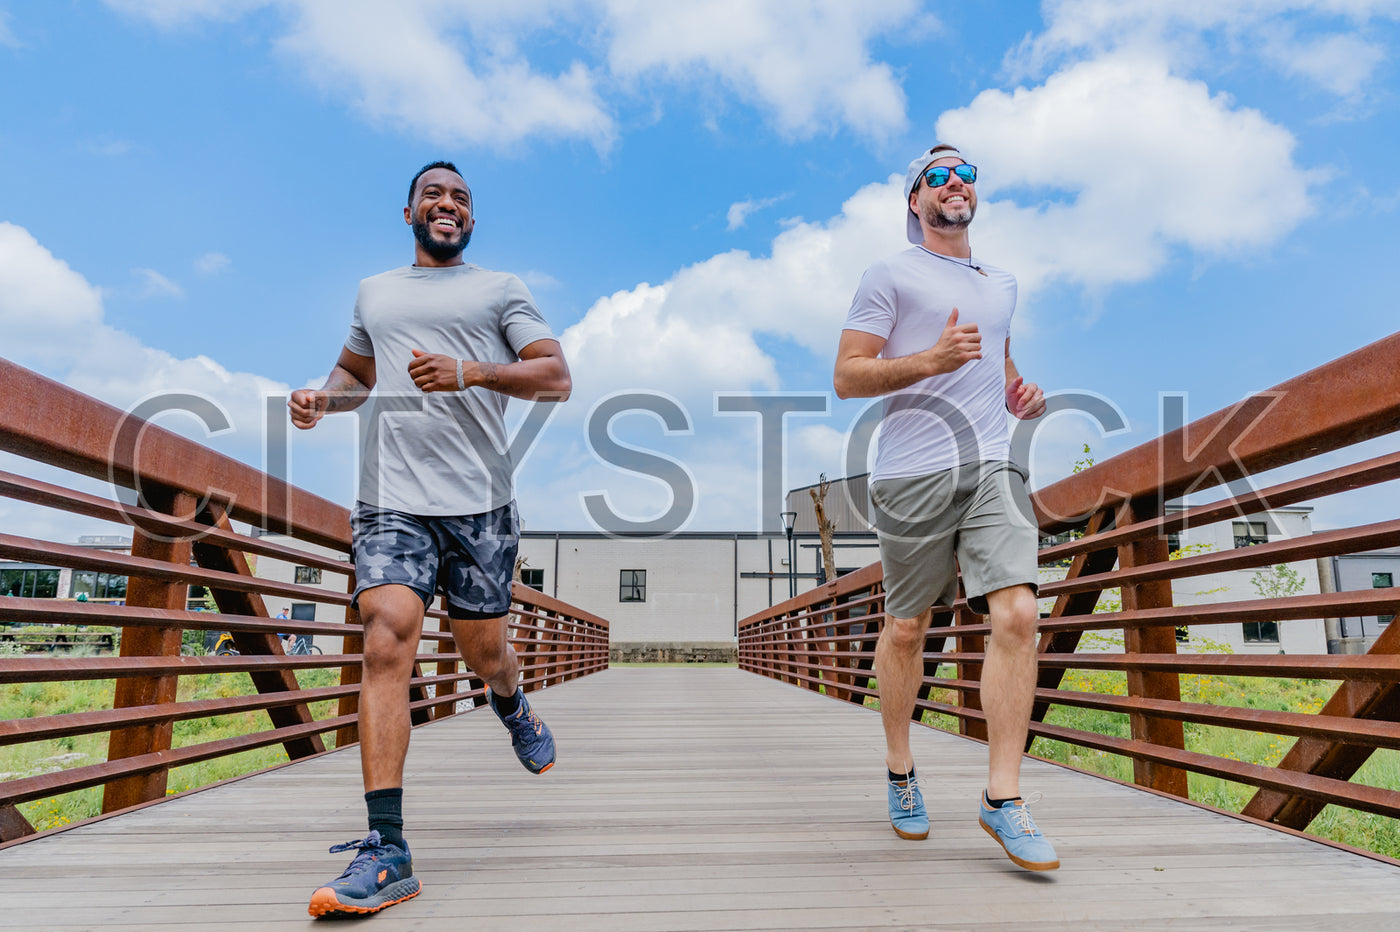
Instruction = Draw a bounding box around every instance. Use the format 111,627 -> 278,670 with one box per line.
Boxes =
922,163 -> 977,188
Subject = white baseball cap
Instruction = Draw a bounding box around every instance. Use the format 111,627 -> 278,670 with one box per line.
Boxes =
903,145 -> 968,243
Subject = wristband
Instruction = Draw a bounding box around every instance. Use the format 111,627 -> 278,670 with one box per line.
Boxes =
455,359 -> 465,391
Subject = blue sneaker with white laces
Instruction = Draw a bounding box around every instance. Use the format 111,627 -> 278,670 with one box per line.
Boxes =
887,771 -> 929,840
490,687 -> 556,774
979,792 -> 1060,871
307,830 -> 421,917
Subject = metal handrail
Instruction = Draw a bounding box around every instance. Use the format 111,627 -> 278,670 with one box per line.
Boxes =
738,331 -> 1400,858
0,358 -> 609,846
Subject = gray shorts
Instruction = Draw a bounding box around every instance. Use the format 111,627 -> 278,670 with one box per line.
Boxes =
350,501 -> 519,619
870,461 -> 1038,618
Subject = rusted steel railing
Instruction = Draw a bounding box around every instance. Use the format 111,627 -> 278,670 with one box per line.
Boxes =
0,360 -> 608,846
739,332 -> 1400,851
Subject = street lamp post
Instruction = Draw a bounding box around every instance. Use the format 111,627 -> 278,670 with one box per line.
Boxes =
780,510 -> 798,599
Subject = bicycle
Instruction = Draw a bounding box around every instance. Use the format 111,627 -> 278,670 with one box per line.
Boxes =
285,635 -> 322,655
211,633 -> 321,655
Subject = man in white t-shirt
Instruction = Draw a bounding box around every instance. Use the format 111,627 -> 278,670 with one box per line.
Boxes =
834,144 -> 1058,871
288,161 -> 572,916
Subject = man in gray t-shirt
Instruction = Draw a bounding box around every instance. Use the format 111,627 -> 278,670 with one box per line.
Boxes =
835,145 -> 1059,872
289,161 -> 571,918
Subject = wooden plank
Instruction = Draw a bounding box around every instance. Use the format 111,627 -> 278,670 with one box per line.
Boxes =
3,668 -> 1398,931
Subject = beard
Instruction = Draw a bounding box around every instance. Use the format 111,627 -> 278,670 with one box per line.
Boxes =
412,218 -> 472,261
921,197 -> 975,230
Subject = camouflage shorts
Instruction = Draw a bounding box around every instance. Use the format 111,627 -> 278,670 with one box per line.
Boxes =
350,501 -> 519,619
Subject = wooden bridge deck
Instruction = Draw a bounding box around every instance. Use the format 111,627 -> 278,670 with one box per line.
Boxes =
5,666 -> 1399,931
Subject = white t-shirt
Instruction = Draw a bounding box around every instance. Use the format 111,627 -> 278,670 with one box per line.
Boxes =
843,246 -> 1016,481
344,263 -> 557,515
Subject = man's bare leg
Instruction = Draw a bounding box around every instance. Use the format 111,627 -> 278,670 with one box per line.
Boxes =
448,615 -> 518,697
453,613 -> 556,773
980,584 -> 1039,799
875,607 -> 932,771
357,584 -> 429,791
976,583 -> 1058,870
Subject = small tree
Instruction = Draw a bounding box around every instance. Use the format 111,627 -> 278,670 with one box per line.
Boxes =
808,474 -> 838,584
1245,562 -> 1305,645
1071,442 -> 1095,474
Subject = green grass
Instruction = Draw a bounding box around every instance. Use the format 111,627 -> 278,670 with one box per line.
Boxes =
2,666 -> 345,832
821,661 -> 1399,857
930,663 -> 1399,858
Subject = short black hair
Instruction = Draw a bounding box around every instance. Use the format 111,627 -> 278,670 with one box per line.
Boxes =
408,160 -> 469,208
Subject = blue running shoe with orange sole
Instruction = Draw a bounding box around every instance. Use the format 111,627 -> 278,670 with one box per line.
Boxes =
308,831 -> 421,918
490,687 -> 556,774
978,792 -> 1060,871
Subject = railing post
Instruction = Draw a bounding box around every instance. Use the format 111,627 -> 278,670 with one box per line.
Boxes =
1119,500 -> 1189,797
954,604 -> 987,740
193,504 -> 324,759
102,488 -> 196,813
431,595 -> 457,719
515,610 -> 539,693
335,572 -> 362,750
825,594 -> 851,702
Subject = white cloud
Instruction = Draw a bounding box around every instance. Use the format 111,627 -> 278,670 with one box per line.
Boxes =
519,269 -> 561,291
558,176 -> 905,418
132,266 -> 185,299
601,0 -> 915,140
1259,26 -> 1388,98
274,1 -> 614,151
0,12 -> 21,48
1010,0 -> 1399,100
726,194 -> 787,231
0,222 -> 287,457
102,0 -> 273,27
937,54 -> 1318,296
103,0 -> 918,146
195,251 -> 231,274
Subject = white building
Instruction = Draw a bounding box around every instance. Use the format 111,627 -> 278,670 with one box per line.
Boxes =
517,531 -> 880,659
1037,506 -> 1328,655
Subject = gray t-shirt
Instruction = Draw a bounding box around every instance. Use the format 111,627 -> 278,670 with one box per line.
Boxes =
344,263 -> 557,515
843,246 -> 1017,480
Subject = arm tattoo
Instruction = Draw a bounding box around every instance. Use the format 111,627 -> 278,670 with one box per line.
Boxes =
479,362 -> 501,387
322,366 -> 370,413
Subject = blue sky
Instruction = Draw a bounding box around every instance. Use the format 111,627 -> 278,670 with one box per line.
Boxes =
2,0 -> 1398,540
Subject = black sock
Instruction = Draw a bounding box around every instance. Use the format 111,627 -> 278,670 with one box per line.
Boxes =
492,687 -> 521,718
985,790 -> 1019,809
365,788 -> 405,849
888,767 -> 915,784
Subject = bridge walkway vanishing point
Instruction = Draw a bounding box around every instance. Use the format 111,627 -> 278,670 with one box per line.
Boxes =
5,666 -> 1400,932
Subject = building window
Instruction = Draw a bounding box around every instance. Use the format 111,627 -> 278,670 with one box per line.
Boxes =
620,569 -> 646,602
294,566 -> 322,585
290,603 -> 317,621
70,571 -> 128,601
520,568 -> 545,592
1232,521 -> 1268,548
1,568 -> 60,599
1243,620 -> 1280,643
1376,573 -> 1395,626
